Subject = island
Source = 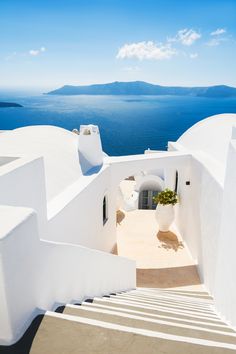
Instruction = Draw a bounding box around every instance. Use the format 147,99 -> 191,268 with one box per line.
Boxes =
0,102 -> 23,108
47,81 -> 236,98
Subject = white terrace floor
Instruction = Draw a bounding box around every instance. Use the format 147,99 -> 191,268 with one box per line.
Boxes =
116,209 -> 203,291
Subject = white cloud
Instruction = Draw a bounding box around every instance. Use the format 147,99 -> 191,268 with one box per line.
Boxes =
189,53 -> 198,59
169,29 -> 201,46
29,49 -> 40,56
206,37 -> 227,46
211,28 -> 226,36
29,47 -> 46,56
122,66 -> 141,72
207,28 -> 228,46
116,41 -> 176,61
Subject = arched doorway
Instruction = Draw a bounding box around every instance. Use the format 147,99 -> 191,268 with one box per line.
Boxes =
118,174 -> 164,211
135,175 -> 164,210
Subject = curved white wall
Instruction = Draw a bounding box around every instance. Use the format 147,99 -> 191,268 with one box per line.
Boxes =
134,174 -> 164,192
215,140 -> 236,326
0,126 -> 83,201
177,113 -> 236,167
172,116 -> 236,328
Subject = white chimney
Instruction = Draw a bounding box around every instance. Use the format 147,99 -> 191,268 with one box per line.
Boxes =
78,125 -> 103,174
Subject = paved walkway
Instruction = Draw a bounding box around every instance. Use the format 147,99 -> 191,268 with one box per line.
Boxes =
116,209 -> 202,290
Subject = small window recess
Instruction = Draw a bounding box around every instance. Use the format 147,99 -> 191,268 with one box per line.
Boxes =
103,195 -> 108,225
174,171 -> 179,193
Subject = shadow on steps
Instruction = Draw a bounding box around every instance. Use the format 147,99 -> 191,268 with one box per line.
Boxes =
0,315 -> 44,354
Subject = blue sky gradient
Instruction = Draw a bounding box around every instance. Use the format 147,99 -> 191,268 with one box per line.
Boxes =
1,0 -> 236,89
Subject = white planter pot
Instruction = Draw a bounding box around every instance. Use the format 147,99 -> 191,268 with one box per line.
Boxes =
155,204 -> 174,232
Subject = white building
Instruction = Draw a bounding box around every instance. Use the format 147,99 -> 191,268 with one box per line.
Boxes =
1,114 -> 236,352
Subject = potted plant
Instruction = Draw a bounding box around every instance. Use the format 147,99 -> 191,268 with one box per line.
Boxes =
153,188 -> 178,232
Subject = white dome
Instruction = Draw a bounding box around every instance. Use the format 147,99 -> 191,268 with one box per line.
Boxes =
177,113 -> 236,165
0,125 -> 82,200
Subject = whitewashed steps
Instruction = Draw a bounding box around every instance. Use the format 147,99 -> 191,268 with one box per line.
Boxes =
30,311 -> 236,354
81,302 -> 235,333
92,297 -> 223,324
108,294 -> 216,315
63,303 -> 236,344
138,289 -> 214,300
29,289 -> 236,354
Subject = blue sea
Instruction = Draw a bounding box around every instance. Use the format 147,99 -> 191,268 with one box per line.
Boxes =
0,92 -> 236,156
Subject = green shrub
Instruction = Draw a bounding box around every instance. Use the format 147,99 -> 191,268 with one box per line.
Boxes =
153,188 -> 178,206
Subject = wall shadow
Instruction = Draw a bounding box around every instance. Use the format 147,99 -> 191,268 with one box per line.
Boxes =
111,243 -> 118,255
137,265 -> 201,288
116,209 -> 125,225
78,151 -> 102,176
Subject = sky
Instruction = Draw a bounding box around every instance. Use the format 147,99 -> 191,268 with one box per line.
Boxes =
0,0 -> 236,90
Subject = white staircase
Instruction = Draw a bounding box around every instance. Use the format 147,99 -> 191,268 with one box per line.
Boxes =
29,288 -> 236,354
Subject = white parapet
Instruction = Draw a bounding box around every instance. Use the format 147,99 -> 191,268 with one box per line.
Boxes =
0,204 -> 136,345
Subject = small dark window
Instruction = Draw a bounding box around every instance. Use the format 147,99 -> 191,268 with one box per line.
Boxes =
175,171 -> 178,193
103,196 -> 108,225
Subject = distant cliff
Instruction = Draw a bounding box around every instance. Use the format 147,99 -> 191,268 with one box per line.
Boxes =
47,81 -> 236,98
0,102 -> 23,108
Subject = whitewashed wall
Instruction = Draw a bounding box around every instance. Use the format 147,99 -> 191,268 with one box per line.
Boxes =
174,154 -> 224,292
0,156 -> 47,234
46,165 -> 117,252
215,140 -> 236,326
169,138 -> 236,328
0,205 -> 136,345
46,152 -> 191,252
106,152 -> 191,187
4,125 -> 236,343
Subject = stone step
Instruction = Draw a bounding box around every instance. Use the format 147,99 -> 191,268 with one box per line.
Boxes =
128,288 -> 214,300
100,295 -> 214,311
131,289 -> 214,304
152,289 -> 212,297
103,294 -> 216,312
93,298 -> 225,324
29,311 -> 236,354
82,301 -> 233,331
93,297 -> 221,321
110,294 -> 215,314
63,304 -> 236,345
136,288 -> 214,300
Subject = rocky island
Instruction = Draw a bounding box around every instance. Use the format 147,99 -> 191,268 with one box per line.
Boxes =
0,102 -> 23,108
47,81 -> 236,98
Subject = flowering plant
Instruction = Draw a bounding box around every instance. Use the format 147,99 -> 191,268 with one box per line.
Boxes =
153,188 -> 178,206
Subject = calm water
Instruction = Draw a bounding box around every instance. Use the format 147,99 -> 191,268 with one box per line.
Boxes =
0,93 -> 236,156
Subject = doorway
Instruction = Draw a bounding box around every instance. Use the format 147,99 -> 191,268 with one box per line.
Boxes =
138,190 -> 159,210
